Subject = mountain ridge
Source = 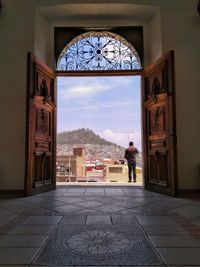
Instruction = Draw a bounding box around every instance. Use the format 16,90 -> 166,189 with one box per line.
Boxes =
57,128 -> 122,147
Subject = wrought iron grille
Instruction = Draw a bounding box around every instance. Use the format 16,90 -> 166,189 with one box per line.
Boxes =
57,31 -> 142,71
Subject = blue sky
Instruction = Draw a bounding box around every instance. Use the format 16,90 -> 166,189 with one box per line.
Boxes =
57,76 -> 142,150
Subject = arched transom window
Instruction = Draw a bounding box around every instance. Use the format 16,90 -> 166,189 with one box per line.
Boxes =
57,31 -> 142,71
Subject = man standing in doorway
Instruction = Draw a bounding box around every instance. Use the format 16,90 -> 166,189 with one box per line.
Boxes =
124,141 -> 139,182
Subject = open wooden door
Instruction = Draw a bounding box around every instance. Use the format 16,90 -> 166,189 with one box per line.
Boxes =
25,53 -> 56,196
142,51 -> 178,196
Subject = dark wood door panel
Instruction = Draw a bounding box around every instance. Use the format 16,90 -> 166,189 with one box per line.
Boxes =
142,51 -> 178,196
148,151 -> 168,186
25,53 -> 56,196
33,152 -> 53,188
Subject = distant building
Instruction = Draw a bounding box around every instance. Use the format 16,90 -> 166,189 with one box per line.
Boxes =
56,148 -> 85,182
56,146 -> 142,183
105,163 -> 142,182
84,161 -> 106,182
105,163 -> 128,182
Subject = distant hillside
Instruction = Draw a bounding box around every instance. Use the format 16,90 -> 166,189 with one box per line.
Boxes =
57,128 -> 119,146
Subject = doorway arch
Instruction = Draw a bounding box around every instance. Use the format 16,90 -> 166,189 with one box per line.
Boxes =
26,31 -> 177,196
56,31 -> 142,71
55,32 -> 143,186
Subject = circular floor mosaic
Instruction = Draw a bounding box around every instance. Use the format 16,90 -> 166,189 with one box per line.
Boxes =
66,229 -> 131,256
36,225 -> 163,265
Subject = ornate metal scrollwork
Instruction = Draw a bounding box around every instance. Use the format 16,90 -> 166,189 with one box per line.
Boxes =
57,31 -> 142,71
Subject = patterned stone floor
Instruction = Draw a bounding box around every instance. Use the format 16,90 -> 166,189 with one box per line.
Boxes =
0,186 -> 200,266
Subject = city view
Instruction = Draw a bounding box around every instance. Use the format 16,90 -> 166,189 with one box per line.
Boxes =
56,76 -> 142,183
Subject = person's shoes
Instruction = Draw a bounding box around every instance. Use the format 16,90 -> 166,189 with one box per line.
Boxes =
128,180 -> 131,183
133,180 -> 136,183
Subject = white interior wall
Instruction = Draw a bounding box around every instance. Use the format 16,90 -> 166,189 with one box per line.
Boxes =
0,0 -> 35,190
148,8 -> 162,62
34,0 -> 195,9
161,7 -> 200,189
34,10 -> 51,64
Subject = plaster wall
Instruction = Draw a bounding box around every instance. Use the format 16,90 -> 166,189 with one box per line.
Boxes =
148,8 -> 162,62
34,0 -> 195,9
0,0 -> 35,190
34,10 -> 51,64
161,8 -> 200,189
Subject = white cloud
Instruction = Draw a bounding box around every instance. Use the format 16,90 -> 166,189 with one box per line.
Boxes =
57,76 -> 141,103
58,82 -> 111,102
58,100 -> 133,113
104,129 -> 113,136
99,129 -> 142,150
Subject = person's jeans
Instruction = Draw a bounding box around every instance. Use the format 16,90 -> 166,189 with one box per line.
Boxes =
128,161 -> 136,182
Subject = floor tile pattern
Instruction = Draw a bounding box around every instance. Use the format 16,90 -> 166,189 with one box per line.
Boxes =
34,225 -> 162,266
0,185 -> 200,266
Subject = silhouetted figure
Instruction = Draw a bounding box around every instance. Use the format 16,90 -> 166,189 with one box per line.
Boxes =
124,141 -> 139,182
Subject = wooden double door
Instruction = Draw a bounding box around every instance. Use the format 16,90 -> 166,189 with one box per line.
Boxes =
25,51 -> 178,196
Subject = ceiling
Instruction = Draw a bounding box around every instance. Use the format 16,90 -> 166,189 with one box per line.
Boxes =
39,3 -> 158,21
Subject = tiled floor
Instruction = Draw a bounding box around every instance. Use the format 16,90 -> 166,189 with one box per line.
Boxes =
0,186 -> 200,266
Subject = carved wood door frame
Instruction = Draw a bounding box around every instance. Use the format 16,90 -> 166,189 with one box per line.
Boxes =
25,51 -> 177,196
